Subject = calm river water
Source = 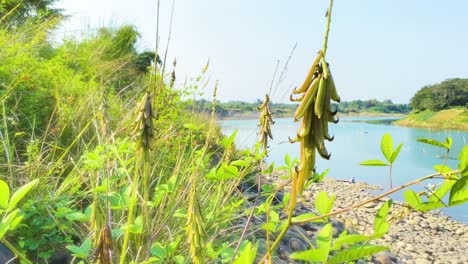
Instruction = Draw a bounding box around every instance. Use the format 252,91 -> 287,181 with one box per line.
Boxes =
219,117 -> 468,223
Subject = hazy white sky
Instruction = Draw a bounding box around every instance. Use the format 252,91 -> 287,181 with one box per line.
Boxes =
56,0 -> 468,103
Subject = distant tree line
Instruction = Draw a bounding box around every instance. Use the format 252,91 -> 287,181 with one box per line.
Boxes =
410,78 -> 468,112
192,98 -> 410,118
336,99 -> 410,114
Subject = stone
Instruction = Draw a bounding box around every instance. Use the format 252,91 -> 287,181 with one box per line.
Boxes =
396,241 -> 406,248
455,228 -> 464,236
0,243 -> 16,264
49,249 -> 72,264
255,238 -> 267,257
277,243 -> 292,260
331,220 -> 345,236
288,237 -> 307,251
373,253 -> 392,264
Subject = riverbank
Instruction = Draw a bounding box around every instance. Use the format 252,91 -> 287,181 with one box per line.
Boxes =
244,173 -> 468,263
220,112 -> 406,121
394,109 -> 468,131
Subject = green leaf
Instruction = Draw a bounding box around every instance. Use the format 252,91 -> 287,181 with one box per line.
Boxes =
66,212 -> 89,222
360,160 -> 389,166
0,209 -> 19,238
221,130 -> 238,148
233,241 -> 257,264
429,179 -> 456,204
284,154 -> 291,167
289,249 -> 326,262
205,167 -> 217,180
217,165 -> 239,180
231,159 -> 248,167
404,189 -> 422,209
315,223 -> 333,262
390,143 -> 403,164
282,192 -> 290,209
373,200 -> 392,237
310,168 -> 330,184
10,215 -> 24,229
261,222 -> 277,232
331,232 -> 372,251
449,176 -> 468,206
433,165 -> 452,174
150,242 -> 167,258
314,191 -> 335,218
458,145 -> 468,175
328,245 -> 388,263
132,215 -> 143,234
417,138 -> 450,150
0,180 -> 10,210
380,133 -> 393,162
445,137 -> 453,149
173,255 -> 185,264
67,239 -> 92,259
8,179 -> 38,211
183,123 -> 200,131
261,184 -> 274,193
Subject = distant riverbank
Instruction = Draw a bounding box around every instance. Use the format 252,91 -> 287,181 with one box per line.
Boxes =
219,111 -> 406,121
394,109 -> 468,131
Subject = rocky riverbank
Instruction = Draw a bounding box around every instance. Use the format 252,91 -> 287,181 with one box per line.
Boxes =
241,173 -> 468,263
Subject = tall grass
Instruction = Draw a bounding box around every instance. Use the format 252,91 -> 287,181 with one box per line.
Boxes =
0,16 -> 259,263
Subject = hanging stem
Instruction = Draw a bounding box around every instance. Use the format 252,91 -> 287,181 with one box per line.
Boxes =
322,0 -> 334,57
260,1 -> 335,262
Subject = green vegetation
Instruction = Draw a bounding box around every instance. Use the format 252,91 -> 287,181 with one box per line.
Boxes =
193,99 -> 409,119
394,109 -> 468,130
0,1 -> 467,264
410,78 -> 468,112
336,99 -> 410,114
395,79 -> 468,130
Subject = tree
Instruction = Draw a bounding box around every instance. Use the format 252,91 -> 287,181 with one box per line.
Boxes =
0,0 -> 62,25
410,79 -> 468,111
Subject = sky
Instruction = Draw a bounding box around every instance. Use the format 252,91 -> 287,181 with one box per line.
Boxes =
55,0 -> 468,104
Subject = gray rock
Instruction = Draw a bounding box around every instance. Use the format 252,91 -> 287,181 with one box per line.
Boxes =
373,254 -> 392,264
277,243 -> 293,260
288,237 -> 307,252
0,243 -> 16,264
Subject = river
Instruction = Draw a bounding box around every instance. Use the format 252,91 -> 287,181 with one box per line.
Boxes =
219,116 -> 468,223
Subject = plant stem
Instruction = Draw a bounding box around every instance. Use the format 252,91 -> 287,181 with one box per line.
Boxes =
389,164 -> 393,189
120,160 -> 140,264
322,0 -> 334,57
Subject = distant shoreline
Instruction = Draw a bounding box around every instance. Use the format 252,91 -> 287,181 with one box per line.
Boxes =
219,112 -> 406,121
393,109 -> 468,131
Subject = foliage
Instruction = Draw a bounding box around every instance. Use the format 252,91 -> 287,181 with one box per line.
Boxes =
360,133 -> 403,188
410,78 -> 468,111
394,109 -> 468,130
193,99 -> 410,119
336,99 -> 410,114
0,0 -> 62,26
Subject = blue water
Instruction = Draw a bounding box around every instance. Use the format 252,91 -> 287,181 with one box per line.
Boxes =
219,117 -> 468,223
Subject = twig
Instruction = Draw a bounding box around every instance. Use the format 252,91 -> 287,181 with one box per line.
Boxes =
161,0 -> 176,78
267,60 -> 280,96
